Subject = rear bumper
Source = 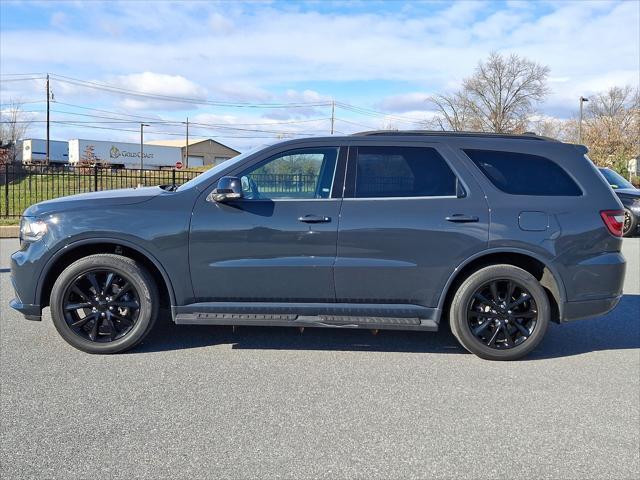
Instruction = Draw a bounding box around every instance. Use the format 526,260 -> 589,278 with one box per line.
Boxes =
9,298 -> 42,321
557,251 -> 625,321
562,295 -> 622,322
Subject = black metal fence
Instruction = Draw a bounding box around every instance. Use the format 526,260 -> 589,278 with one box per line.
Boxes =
1,163 -> 202,217
250,173 -> 318,194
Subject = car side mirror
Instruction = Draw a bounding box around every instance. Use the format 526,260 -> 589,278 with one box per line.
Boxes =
207,176 -> 244,202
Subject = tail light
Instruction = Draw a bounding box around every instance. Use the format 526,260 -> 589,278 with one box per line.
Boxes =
600,210 -> 625,237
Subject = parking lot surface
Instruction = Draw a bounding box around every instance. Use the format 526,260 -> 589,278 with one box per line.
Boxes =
1,238 -> 639,480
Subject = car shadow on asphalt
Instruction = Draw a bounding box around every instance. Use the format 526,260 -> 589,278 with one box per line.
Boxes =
130,294 -> 640,358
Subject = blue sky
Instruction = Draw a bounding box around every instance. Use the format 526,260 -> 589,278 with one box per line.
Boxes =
1,0 -> 639,151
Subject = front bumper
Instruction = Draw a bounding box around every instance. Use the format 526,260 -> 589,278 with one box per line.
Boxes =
9,298 -> 42,321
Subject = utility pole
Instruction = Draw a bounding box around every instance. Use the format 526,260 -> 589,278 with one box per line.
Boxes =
139,123 -> 149,187
185,117 -> 189,168
330,100 -> 335,135
579,96 -> 589,144
46,73 -> 50,163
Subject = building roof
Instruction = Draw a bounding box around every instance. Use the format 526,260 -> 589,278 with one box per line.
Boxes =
146,138 -> 240,153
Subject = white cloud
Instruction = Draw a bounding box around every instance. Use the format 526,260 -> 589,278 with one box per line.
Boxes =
50,12 -> 67,29
1,0 -> 638,143
377,92 -> 430,113
208,12 -> 235,34
108,72 -> 208,110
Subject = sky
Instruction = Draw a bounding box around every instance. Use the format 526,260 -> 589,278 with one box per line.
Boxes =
1,0 -> 639,151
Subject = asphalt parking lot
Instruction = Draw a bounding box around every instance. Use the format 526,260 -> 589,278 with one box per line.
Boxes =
1,237 -> 638,480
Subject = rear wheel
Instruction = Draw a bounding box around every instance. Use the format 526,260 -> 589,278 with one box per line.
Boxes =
50,254 -> 158,354
449,265 -> 549,361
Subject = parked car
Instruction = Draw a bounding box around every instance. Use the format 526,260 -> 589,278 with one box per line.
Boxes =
10,132 -> 626,360
598,167 -> 640,237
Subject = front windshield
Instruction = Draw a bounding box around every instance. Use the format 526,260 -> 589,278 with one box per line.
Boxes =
177,144 -> 269,192
599,168 -> 635,190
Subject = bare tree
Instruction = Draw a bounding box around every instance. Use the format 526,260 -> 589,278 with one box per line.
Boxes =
530,117 -> 573,141
580,86 -> 639,171
0,99 -> 31,164
428,92 -> 477,132
428,52 -> 549,133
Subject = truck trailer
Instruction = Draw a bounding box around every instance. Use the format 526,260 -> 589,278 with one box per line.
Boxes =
68,139 -> 182,169
22,139 -> 69,164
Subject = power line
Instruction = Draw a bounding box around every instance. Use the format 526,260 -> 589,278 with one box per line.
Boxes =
336,102 -> 426,125
0,73 -> 46,77
20,108 -> 331,135
334,117 -> 379,130
49,73 -> 333,109
0,77 -> 46,83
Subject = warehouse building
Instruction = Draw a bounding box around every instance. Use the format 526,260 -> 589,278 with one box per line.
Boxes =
147,138 -> 240,167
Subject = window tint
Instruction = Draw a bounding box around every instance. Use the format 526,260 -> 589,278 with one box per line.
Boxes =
239,147 -> 338,200
599,167 -> 634,190
464,149 -> 582,196
354,146 -> 457,198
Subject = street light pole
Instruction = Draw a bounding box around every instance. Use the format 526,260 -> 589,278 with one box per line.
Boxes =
185,117 -> 189,168
46,73 -> 50,163
139,123 -> 150,187
579,96 -> 589,144
330,100 -> 335,135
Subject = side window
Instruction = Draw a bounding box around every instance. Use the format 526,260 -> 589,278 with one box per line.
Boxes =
239,147 -> 338,200
355,146 -> 457,198
464,149 -> 582,196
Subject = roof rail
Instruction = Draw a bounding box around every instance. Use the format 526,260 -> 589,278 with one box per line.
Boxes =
352,130 -> 559,142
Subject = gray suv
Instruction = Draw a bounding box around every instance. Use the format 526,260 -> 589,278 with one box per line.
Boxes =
10,132 -> 627,360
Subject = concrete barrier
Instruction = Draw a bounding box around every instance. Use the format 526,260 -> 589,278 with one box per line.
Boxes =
0,225 -> 19,238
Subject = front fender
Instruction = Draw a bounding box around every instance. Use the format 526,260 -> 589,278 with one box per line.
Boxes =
34,236 -> 179,308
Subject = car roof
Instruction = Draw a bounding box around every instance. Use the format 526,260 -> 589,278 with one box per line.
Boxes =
351,130 -> 559,142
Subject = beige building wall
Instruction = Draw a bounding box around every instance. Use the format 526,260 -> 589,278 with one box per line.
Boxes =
146,138 -> 240,167
183,139 -> 240,166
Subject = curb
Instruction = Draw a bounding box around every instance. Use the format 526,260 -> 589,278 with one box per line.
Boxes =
0,225 -> 19,238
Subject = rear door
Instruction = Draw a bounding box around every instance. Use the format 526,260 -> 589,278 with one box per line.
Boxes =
334,142 -> 489,308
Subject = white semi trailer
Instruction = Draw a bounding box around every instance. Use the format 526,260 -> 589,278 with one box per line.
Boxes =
68,139 -> 182,169
22,139 -> 69,164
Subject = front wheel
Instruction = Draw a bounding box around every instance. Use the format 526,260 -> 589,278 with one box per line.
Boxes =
449,265 -> 550,361
50,254 -> 158,354
623,208 -> 637,237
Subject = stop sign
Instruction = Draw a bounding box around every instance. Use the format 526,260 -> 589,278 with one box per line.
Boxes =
175,161 -> 183,170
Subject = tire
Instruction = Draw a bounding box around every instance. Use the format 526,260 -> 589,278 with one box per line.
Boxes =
623,208 -> 638,237
449,264 -> 550,361
50,254 -> 158,354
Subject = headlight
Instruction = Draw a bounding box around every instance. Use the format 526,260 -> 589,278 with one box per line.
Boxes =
20,217 -> 48,243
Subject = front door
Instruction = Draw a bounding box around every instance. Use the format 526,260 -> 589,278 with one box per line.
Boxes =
189,146 -> 344,303
335,143 -> 489,308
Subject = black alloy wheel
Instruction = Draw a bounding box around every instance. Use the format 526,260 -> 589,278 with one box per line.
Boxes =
449,264 -> 550,361
623,209 -> 633,237
62,269 -> 140,343
50,254 -> 158,354
467,279 -> 538,350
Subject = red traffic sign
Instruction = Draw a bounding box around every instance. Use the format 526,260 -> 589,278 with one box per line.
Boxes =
175,161 -> 184,170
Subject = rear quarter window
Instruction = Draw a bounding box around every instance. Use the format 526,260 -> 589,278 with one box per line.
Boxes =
464,149 -> 582,196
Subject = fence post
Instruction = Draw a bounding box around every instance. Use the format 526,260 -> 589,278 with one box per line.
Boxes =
172,169 -> 176,186
4,163 -> 9,217
93,165 -> 98,191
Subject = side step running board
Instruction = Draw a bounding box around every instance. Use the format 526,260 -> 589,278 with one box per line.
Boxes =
174,312 -> 438,331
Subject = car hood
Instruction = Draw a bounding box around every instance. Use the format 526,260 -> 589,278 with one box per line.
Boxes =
23,186 -> 165,217
614,188 -> 640,199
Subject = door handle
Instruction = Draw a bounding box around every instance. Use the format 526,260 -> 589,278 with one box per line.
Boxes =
446,214 -> 479,223
298,214 -> 331,223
